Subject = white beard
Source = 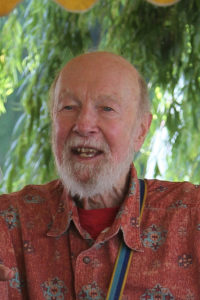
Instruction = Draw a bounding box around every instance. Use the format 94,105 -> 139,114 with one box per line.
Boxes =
53,136 -> 135,199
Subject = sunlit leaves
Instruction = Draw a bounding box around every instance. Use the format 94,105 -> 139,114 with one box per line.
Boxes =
0,0 -> 93,192
98,0 -> 200,182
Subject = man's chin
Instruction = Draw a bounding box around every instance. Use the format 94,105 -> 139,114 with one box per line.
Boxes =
56,152 -> 133,199
63,177 -> 101,199
73,175 -> 95,185
58,167 -> 111,198
70,167 -> 96,183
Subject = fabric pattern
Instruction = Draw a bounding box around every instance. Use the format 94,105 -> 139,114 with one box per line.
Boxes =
141,224 -> 167,251
140,284 -> 174,299
41,277 -> 68,299
0,165 -> 200,299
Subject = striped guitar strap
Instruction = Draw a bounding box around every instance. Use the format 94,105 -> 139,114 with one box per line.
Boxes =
106,179 -> 147,300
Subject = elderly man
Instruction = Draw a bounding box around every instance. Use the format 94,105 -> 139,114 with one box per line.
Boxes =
0,52 -> 199,299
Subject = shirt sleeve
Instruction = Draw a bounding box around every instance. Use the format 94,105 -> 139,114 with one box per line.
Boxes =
0,215 -> 23,300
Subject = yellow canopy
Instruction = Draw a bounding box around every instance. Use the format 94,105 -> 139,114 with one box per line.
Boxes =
146,0 -> 180,6
0,0 -> 98,16
0,0 -> 22,16
54,0 -> 98,12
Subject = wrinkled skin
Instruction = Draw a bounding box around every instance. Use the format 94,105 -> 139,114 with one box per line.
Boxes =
52,52 -> 152,208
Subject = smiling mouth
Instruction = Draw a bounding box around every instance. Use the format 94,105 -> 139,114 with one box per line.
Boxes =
71,147 -> 103,158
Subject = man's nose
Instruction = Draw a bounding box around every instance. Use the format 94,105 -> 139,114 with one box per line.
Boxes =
72,107 -> 99,136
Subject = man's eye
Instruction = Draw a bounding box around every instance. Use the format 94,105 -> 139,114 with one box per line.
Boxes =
64,106 -> 73,110
103,106 -> 113,112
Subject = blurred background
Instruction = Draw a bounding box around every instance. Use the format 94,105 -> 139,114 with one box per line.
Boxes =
0,0 -> 200,193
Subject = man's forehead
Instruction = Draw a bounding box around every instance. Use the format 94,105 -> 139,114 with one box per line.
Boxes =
57,53 -> 138,89
53,52 -> 141,108
60,52 -> 139,78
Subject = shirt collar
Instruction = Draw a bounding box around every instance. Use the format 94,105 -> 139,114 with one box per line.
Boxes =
47,164 -> 144,251
46,188 -> 75,237
94,164 -> 144,251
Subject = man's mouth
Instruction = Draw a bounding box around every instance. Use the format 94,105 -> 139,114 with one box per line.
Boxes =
71,147 -> 103,158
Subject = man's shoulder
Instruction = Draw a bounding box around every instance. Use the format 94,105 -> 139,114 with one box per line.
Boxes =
145,178 -> 200,208
145,178 -> 199,191
0,179 -> 62,209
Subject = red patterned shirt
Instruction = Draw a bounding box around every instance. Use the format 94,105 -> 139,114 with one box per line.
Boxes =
0,165 -> 200,299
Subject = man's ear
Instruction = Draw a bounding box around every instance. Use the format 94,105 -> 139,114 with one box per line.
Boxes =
134,112 -> 152,153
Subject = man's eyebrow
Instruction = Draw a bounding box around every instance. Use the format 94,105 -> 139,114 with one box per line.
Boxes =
59,89 -> 79,102
96,94 -> 121,104
56,90 -> 80,110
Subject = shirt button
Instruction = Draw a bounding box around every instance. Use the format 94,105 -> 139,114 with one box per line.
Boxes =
83,256 -> 91,264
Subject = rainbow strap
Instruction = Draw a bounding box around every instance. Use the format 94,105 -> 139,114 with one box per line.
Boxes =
106,179 -> 147,300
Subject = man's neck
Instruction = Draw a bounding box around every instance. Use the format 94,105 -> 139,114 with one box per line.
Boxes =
73,172 -> 130,210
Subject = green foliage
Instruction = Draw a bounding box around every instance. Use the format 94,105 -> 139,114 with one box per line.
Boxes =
1,0 -> 200,193
95,0 -> 200,181
0,0 -> 92,192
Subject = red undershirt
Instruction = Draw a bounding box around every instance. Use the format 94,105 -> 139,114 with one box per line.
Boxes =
78,206 -> 119,240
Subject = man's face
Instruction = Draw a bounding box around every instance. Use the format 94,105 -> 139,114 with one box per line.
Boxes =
52,53 -> 150,198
